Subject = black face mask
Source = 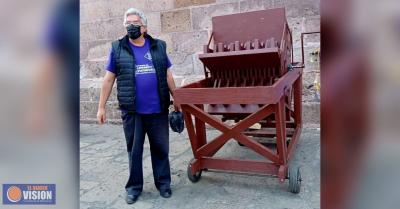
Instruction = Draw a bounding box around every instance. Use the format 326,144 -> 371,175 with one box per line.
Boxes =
127,24 -> 142,40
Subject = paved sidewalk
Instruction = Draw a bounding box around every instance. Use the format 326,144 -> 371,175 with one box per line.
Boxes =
80,123 -> 320,209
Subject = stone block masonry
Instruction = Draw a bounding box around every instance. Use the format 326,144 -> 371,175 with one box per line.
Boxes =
80,0 -> 320,124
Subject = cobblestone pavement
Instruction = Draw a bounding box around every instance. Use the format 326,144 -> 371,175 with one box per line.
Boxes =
80,123 -> 320,209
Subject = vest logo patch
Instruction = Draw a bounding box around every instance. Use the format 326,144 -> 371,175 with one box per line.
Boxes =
144,51 -> 152,61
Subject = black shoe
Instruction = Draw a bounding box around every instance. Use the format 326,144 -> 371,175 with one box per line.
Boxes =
125,193 -> 140,204
159,188 -> 172,198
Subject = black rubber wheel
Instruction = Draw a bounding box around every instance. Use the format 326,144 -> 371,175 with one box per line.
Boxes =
288,166 -> 302,194
187,162 -> 202,183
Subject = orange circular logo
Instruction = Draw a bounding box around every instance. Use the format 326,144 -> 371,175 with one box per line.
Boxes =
7,186 -> 22,202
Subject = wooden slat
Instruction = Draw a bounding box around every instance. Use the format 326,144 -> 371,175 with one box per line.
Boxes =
201,157 -> 280,175
174,86 -> 279,104
198,47 -> 279,59
275,96 -> 287,165
242,128 -> 295,137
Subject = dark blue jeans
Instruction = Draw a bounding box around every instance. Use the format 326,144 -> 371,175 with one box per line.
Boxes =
121,111 -> 171,195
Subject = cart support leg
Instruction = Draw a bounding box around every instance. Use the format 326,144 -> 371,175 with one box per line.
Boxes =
183,109 -> 200,158
189,158 -> 201,174
195,104 -> 207,148
276,96 -> 288,165
294,74 -> 302,127
278,165 -> 288,182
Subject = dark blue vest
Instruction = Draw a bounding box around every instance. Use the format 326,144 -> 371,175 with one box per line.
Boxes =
111,34 -> 170,113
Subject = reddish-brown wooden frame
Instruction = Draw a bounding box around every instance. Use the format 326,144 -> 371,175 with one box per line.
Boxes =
174,68 -> 302,181
172,8 -> 306,184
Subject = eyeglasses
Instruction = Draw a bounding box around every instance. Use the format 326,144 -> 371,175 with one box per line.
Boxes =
124,22 -> 143,27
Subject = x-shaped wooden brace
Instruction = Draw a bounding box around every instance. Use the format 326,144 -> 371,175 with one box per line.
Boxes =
182,103 -> 281,164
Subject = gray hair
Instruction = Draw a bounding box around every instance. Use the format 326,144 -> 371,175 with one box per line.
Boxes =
123,8 -> 148,27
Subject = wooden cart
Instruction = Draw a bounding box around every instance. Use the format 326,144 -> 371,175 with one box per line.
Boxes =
174,8 -> 305,193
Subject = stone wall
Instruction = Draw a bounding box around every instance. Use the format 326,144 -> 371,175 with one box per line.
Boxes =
80,0 -> 320,124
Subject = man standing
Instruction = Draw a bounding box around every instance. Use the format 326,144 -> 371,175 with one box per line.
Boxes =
96,8 -> 178,204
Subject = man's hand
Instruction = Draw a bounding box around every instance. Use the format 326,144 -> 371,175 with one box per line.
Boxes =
167,69 -> 181,112
97,71 -> 116,125
97,107 -> 106,124
173,101 -> 181,112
